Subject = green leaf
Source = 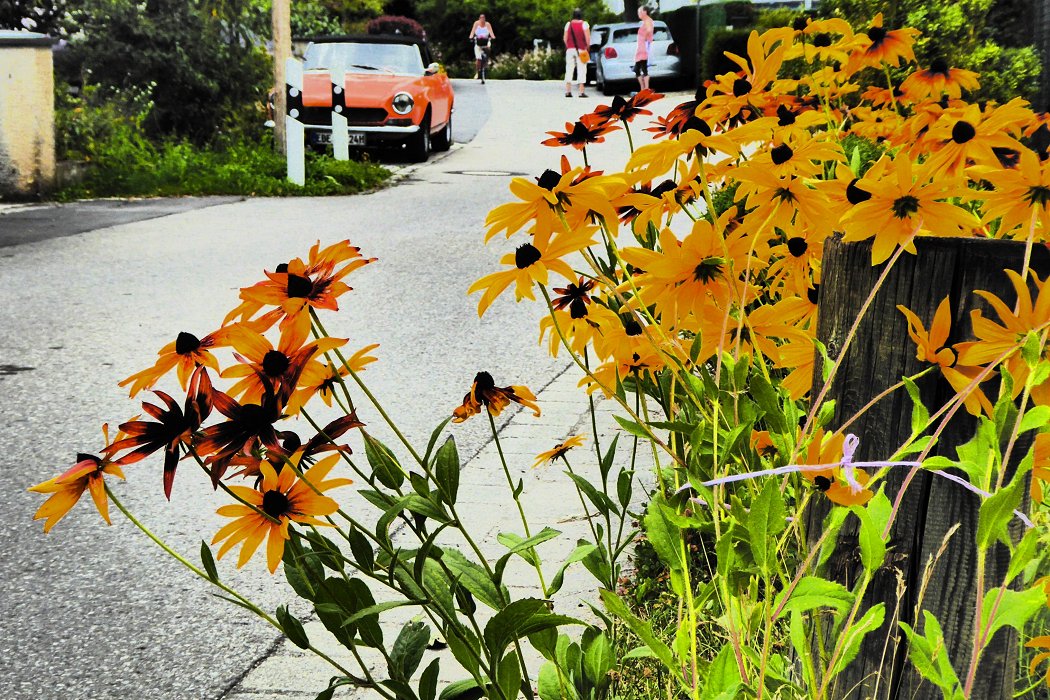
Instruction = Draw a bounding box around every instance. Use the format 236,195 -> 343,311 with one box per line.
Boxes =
903,376 -> 930,436
445,625 -> 482,677
980,585 -> 1045,641
599,589 -> 680,681
850,503 -> 887,572
1007,527 -> 1040,585
340,599 -> 424,627
830,603 -> 884,677
389,620 -> 430,681
976,472 -> 1025,552
699,643 -> 742,700
442,548 -> 504,611
1022,330 -> 1043,367
283,538 -> 323,601
423,416 -> 453,466
644,497 -> 685,573
748,479 -> 786,574
438,678 -> 484,700
494,527 -> 560,583
200,540 -> 219,582
496,650 -> 523,700
1019,406 -> 1050,435
565,470 -> 619,516
363,430 -> 406,490
614,414 -> 654,440
773,576 -> 854,619
398,493 -> 452,524
434,436 -> 460,506
346,526 -> 375,573
547,543 -> 598,595
582,630 -> 614,688
484,598 -> 583,660
418,659 -> 440,700
816,506 -> 849,571
899,611 -> 962,697
537,661 -> 571,700
276,605 -> 310,649
617,468 -> 634,510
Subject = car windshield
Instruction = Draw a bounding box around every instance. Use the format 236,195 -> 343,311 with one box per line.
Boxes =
304,42 -> 425,76
611,26 -> 671,43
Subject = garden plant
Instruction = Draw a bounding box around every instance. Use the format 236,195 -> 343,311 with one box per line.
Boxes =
31,14 -> 1050,700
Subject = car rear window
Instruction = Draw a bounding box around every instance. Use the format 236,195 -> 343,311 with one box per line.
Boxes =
611,26 -> 671,43
304,42 -> 425,76
591,27 -> 609,46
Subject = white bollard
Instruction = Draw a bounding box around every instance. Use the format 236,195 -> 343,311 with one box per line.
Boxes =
285,57 -> 306,186
329,57 -> 349,161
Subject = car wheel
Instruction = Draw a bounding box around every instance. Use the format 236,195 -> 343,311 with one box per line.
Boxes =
600,79 -> 616,96
432,113 -> 452,152
406,114 -> 431,162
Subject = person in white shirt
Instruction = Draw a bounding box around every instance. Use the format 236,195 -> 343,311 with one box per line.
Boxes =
468,14 -> 495,80
563,8 -> 591,97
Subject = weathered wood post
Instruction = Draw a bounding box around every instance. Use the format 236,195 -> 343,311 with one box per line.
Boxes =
808,236 -> 1049,699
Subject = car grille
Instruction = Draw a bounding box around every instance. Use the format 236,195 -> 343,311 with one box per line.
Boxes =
296,106 -> 389,126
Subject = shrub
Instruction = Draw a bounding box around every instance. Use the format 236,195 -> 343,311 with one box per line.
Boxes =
701,28 -> 751,81
366,14 -> 425,38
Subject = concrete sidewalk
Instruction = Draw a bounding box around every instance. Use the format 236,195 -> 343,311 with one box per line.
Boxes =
222,362 -> 644,700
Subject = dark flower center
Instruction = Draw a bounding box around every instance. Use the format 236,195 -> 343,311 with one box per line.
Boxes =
1026,185 -> 1050,207
792,16 -> 808,31
693,257 -> 725,283
262,489 -> 291,518
892,195 -> 921,219
175,331 -> 202,355
624,318 -> 643,336
771,144 -> 794,165
682,115 -> 712,135
275,263 -> 289,273
262,350 -> 290,377
238,403 -> 273,430
473,371 -> 495,392
808,285 -> 820,304
866,26 -> 887,44
846,178 -> 872,204
787,237 -> 808,257
776,104 -> 796,126
287,273 -> 314,299
812,33 -> 832,48
929,57 -> 949,76
651,180 -> 677,198
536,169 -> 561,190
569,297 -> 589,319
951,120 -> 976,144
732,78 -> 752,97
515,243 -> 542,269
814,475 -> 832,492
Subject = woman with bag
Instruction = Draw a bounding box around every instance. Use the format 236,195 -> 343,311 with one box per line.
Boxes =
563,8 -> 591,98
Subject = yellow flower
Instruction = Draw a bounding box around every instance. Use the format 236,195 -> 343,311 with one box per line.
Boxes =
30,424 -> 127,532
533,435 -> 586,468
212,455 -> 350,573
453,371 -> 540,423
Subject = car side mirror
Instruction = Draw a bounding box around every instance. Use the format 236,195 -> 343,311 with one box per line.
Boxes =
425,62 -> 441,75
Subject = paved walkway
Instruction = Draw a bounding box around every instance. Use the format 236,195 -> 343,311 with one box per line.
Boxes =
223,361 -> 643,699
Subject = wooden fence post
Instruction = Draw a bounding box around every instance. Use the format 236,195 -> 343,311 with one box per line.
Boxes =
808,236 -> 1049,699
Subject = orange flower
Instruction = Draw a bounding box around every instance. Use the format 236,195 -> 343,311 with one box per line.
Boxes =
30,424 -> 127,532
533,435 -> 586,468
846,13 -> 919,72
900,58 -> 979,101
119,329 -> 230,398
1032,433 -> 1050,502
798,430 -> 874,506
453,371 -> 540,422
212,455 -> 350,573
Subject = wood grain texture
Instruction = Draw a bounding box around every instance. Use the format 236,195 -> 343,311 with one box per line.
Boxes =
807,237 -> 1049,699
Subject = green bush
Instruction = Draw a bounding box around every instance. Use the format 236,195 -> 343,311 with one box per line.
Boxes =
486,47 -> 565,80
701,28 -> 751,81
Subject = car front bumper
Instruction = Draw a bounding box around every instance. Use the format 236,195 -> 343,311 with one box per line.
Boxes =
303,122 -> 421,147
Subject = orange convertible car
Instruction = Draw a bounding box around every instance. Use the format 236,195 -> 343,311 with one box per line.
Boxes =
299,35 -> 454,162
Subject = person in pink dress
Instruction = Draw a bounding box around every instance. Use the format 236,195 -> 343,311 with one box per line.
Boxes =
634,5 -> 654,92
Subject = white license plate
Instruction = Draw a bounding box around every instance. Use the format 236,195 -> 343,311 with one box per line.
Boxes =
314,132 -> 366,146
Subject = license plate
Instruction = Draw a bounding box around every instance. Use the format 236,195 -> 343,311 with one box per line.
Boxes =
313,132 -> 366,146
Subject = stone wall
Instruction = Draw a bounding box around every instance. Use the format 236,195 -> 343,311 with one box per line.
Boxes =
0,31 -> 56,199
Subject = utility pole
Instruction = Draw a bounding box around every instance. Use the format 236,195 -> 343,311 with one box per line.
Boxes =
272,0 -> 291,153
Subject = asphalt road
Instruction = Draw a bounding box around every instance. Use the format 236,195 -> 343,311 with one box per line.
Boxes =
0,78 -> 685,700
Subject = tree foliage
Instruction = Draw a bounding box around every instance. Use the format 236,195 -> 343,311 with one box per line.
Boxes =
0,0 -> 71,35
66,0 -> 270,143
820,0 -> 1042,103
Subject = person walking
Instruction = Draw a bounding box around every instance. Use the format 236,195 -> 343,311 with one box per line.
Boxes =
563,8 -> 591,97
468,13 -> 495,81
634,5 -> 654,92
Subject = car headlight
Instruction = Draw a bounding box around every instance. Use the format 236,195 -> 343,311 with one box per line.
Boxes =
392,92 -> 414,115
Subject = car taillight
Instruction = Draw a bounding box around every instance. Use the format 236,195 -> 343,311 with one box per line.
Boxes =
604,46 -> 617,59
668,42 -> 679,56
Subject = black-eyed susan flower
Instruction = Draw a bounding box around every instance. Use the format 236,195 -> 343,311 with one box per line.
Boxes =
452,371 -> 540,423
1031,432 -> 1050,502
897,298 -> 992,417
900,58 -> 979,101
919,100 -> 1029,178
846,13 -> 919,72
533,435 -> 586,468
286,345 -> 378,416
955,269 -> 1050,405
592,89 -> 664,124
469,227 -> 597,316
212,455 -> 350,573
195,388 -> 285,485
106,366 -> 213,499
977,147 -> 1050,240
30,424 -> 127,532
119,328 -> 230,398
839,154 -> 977,264
798,429 -> 874,506
1026,635 -> 1050,687
784,17 -> 861,65
220,323 -> 345,409
541,113 -> 620,150
701,30 -> 789,125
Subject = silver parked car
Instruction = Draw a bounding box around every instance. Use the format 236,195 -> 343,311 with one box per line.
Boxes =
593,20 -> 682,95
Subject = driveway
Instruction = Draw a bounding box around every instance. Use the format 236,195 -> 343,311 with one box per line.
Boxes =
0,78 -> 688,700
